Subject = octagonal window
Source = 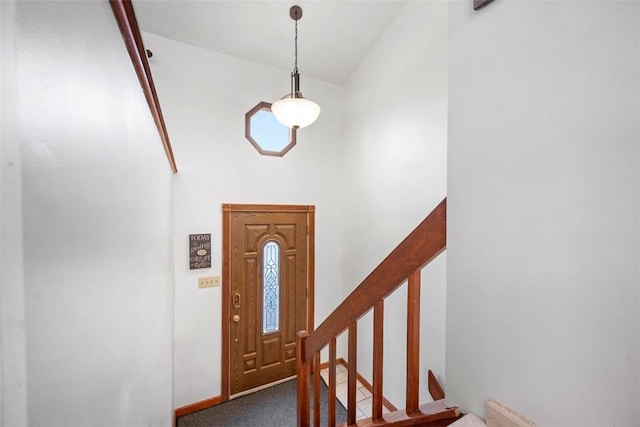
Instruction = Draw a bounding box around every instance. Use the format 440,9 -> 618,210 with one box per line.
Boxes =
245,102 -> 297,156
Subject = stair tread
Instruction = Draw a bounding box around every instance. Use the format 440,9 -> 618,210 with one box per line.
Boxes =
338,400 -> 460,427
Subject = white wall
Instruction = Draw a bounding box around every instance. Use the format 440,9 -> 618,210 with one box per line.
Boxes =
447,1 -> 639,425
342,1 -> 448,408
12,2 -> 174,425
1,0 -> 28,424
141,32 -> 345,408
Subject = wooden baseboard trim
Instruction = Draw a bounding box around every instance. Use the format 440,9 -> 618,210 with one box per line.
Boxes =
318,358 -> 398,412
319,357 -> 347,370
175,395 -> 222,419
428,369 -> 445,401
354,370 -> 398,412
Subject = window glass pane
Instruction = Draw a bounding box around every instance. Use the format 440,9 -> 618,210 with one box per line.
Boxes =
251,109 -> 290,152
263,241 -> 280,333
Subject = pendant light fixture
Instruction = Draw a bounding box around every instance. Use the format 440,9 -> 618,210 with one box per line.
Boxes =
271,5 -> 321,129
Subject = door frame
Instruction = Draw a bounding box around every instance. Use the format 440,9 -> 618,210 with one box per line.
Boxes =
221,203 -> 315,401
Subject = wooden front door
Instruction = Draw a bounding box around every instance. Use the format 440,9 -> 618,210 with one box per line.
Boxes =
222,204 -> 314,398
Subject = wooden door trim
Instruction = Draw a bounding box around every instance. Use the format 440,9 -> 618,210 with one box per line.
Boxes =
221,203 -> 315,402
223,204 -> 314,213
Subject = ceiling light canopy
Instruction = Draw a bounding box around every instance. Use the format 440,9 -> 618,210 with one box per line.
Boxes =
271,6 -> 320,129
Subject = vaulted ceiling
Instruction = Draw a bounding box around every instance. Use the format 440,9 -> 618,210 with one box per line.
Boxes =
133,0 -> 407,85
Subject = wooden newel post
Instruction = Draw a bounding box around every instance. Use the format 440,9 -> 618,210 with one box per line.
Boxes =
297,331 -> 311,427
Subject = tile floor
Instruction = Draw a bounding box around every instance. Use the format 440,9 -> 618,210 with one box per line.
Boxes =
319,363 -> 390,420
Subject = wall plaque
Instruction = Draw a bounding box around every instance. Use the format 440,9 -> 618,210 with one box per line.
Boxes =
189,234 -> 211,269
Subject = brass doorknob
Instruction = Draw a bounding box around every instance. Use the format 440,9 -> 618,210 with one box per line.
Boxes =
232,314 -> 240,323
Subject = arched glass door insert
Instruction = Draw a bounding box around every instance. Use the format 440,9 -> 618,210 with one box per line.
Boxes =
263,240 -> 280,333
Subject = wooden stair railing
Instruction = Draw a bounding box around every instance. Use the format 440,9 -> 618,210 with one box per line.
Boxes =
296,198 -> 459,427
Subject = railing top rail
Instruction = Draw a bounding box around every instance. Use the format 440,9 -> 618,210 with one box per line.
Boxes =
303,198 -> 447,359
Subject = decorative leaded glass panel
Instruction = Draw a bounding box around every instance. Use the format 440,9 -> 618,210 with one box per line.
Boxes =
263,241 -> 280,333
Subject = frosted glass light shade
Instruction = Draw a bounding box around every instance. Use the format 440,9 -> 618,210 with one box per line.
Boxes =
271,95 -> 321,129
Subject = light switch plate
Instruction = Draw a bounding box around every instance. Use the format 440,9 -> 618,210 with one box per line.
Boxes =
198,276 -> 219,288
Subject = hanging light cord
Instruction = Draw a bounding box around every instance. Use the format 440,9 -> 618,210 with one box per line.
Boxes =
294,18 -> 298,74
289,16 -> 300,98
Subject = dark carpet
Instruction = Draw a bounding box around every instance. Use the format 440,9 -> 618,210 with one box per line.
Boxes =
177,379 -> 347,427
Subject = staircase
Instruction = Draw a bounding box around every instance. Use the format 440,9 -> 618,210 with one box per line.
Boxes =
296,198 -> 460,427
